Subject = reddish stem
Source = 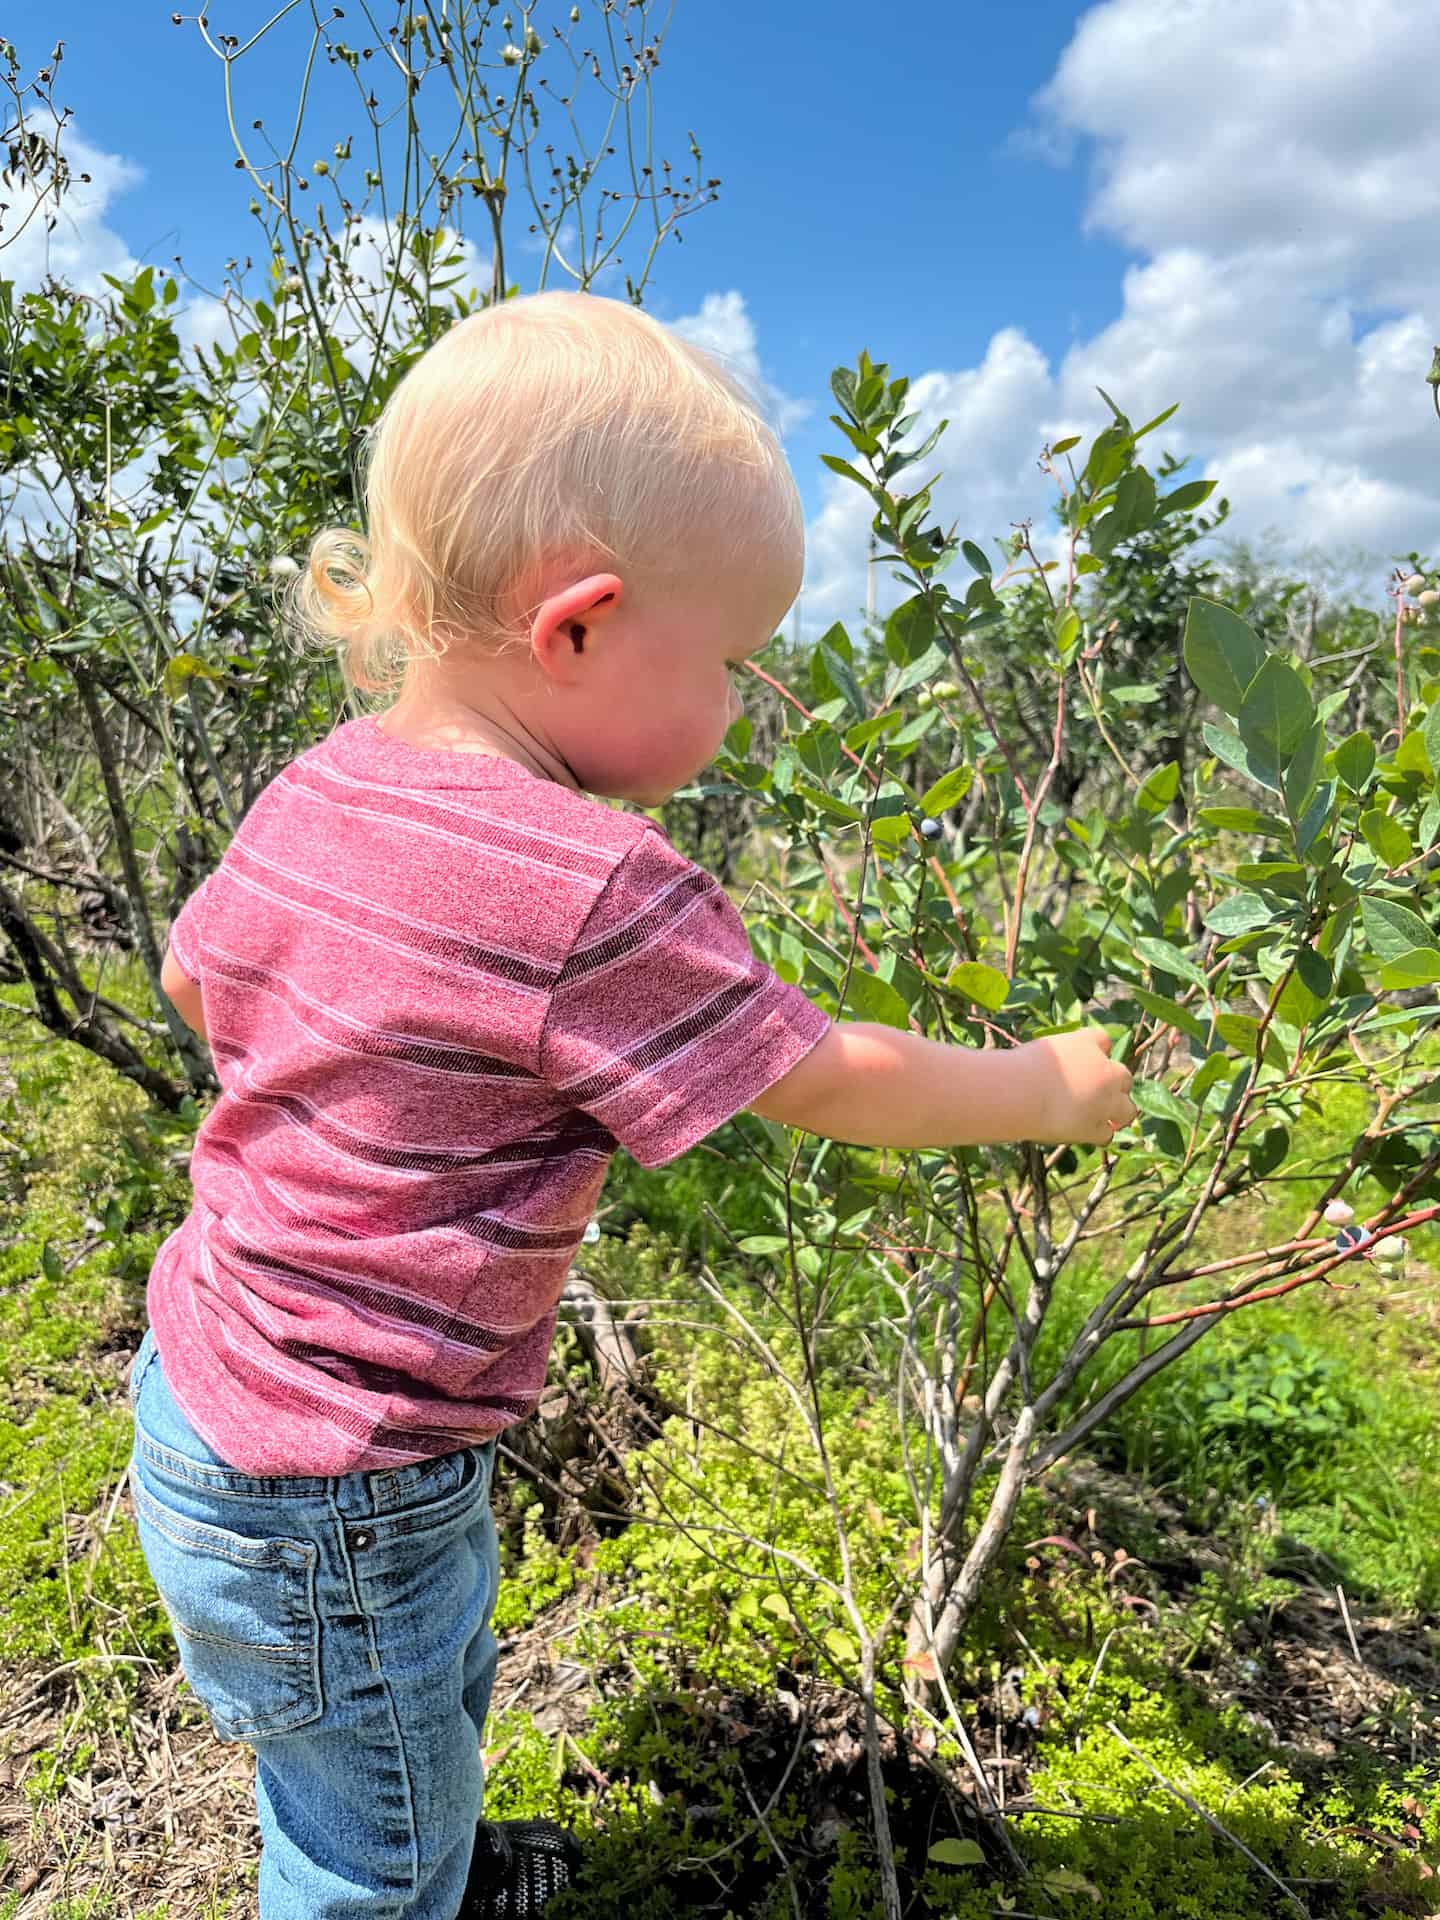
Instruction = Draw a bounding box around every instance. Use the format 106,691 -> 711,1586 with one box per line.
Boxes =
1143,1202 -> 1440,1327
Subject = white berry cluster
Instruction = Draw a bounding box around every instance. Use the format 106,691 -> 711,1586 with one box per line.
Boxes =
1324,1200 -> 1407,1275
1400,572 -> 1438,624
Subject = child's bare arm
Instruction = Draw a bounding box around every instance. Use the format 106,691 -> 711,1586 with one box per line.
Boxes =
748,1020 -> 1135,1149
160,947 -> 208,1041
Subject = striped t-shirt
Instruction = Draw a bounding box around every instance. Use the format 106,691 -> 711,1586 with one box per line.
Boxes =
149,715 -> 830,1475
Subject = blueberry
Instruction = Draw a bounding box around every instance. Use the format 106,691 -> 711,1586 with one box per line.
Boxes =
919,817 -> 943,841
1334,1226 -> 1366,1252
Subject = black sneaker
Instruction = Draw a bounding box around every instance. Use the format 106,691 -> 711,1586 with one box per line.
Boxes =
462,1818 -> 582,1917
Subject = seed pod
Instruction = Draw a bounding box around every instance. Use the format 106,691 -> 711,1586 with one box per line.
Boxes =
501,41 -> 522,62
1403,573 -> 1426,595
1323,1199 -> 1355,1226
313,159 -> 330,176
1371,1234 -> 1407,1263
525,24 -> 543,52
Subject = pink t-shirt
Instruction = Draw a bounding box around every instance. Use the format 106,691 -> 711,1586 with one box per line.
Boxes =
150,716 -> 830,1475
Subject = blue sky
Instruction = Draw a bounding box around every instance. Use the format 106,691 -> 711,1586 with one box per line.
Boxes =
20,1 -> 1440,629
41,0 -> 1115,516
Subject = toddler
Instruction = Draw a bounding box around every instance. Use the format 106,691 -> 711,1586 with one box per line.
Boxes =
130,291 -> 1135,1919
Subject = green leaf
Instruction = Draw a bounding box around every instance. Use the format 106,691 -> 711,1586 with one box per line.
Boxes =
946,961 -> 1010,1011
1135,760 -> 1180,816
1331,731 -> 1376,794
1156,477 -> 1218,516
884,595 -> 934,664
1214,1013 -> 1286,1069
888,642 -> 949,699
1115,465 -> 1156,534
844,971 -> 911,1029
928,1839 -> 985,1868
1238,656 -> 1314,761
794,783 -> 864,824
1235,862 -> 1307,896
868,812 -> 912,847
1133,1081 -> 1198,1131
1204,892 -> 1274,936
921,765 -> 974,815
1395,727 -> 1433,779
1361,894 -> 1436,964
1360,808 -> 1412,870
1202,721 -> 1280,792
1197,807 -> 1290,837
1277,946 -> 1333,1026
1191,1052 -> 1235,1103
1135,936 -> 1208,993
1085,424 -> 1130,491
820,453 -> 871,492
846,711 -> 903,751
724,714 -> 752,758
1296,780 -> 1334,854
961,539 -> 991,577
1184,598 -> 1266,716
1425,702 -> 1440,783
819,640 -> 866,721
1247,1124 -> 1290,1177
1283,720 -> 1324,819
1379,948 -> 1440,990
1129,988 -> 1209,1046
739,1236 -> 789,1256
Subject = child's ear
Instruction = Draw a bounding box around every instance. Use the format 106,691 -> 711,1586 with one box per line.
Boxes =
529,574 -> 624,684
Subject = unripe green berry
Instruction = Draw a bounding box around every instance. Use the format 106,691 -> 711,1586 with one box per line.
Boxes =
1372,1234 -> 1407,1263
1420,590 -> 1438,607
1403,573 -> 1426,595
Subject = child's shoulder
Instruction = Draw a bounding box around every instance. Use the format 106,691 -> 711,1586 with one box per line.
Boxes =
282,715 -> 681,879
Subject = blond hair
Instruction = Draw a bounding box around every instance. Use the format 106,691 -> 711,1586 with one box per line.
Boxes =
287,291 -> 802,696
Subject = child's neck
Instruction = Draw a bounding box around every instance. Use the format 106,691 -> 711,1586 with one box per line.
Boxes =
374,688 -> 581,791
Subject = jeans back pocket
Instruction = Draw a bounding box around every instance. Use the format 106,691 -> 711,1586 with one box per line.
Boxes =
130,1473 -> 323,1741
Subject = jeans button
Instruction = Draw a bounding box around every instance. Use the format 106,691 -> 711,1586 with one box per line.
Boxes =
351,1527 -> 375,1551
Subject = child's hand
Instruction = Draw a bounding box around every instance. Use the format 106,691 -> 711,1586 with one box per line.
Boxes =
1018,1029 -> 1137,1145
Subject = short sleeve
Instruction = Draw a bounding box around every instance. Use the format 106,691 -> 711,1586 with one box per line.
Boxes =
167,873 -> 215,984
540,829 -> 831,1168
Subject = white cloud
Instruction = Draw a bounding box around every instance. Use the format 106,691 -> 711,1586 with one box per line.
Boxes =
801,0 -> 1440,635
670,289 -> 811,438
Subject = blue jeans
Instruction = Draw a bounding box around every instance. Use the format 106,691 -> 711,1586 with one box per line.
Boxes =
127,1327 -> 502,1919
